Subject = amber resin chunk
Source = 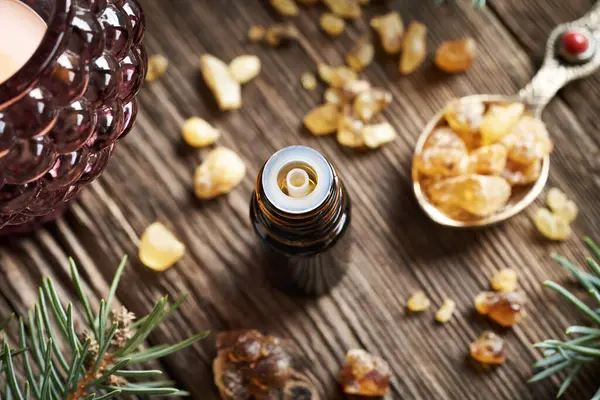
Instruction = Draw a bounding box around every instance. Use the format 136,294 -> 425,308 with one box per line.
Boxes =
468,144 -> 507,176
480,102 -> 525,146
337,111 -> 365,148
146,54 -> 169,82
501,116 -> 553,165
229,55 -> 261,84
347,37 -> 375,72
320,12 -> 345,36
414,127 -> 468,178
214,330 -> 319,400
264,24 -> 300,47
271,0 -> 299,16
470,331 -> 505,365
370,11 -> 404,54
475,291 -> 525,327
435,299 -> 456,323
546,188 -> 578,223
444,98 -> 485,149
428,175 -> 511,217
200,54 -> 242,111
194,147 -> 246,199
139,222 -> 185,271
435,38 -> 476,74
340,349 -> 391,396
490,269 -> 518,293
400,22 -> 427,75
304,103 -> 340,135
502,159 -> 541,186
353,88 -> 393,122
533,208 -> 572,241
407,291 -> 431,312
322,0 -> 361,19
182,117 -> 220,148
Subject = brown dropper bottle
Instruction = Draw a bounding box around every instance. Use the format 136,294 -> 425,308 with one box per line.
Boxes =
250,145 -> 352,296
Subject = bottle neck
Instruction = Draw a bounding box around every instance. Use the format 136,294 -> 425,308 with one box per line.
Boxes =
252,165 -> 349,255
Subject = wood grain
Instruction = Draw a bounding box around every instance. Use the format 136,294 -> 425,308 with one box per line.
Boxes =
2,0 -> 600,398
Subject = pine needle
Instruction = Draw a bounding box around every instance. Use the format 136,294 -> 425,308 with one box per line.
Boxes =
0,257 -> 209,399
532,238 -> 600,398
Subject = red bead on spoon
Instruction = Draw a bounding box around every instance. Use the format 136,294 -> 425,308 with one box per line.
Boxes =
561,31 -> 589,55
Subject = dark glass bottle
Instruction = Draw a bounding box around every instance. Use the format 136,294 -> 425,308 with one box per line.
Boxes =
250,146 -> 352,296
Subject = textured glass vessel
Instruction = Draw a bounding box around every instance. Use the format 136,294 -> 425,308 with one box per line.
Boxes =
0,0 -> 146,233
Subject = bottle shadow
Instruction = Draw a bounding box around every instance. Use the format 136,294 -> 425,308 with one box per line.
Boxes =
383,163 -> 486,263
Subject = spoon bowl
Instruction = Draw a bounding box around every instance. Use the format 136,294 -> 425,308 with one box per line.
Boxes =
412,4 -> 600,228
412,95 -> 550,228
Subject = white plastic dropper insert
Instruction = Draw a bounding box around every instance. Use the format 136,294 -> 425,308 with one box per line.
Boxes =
286,168 -> 310,198
262,145 -> 333,215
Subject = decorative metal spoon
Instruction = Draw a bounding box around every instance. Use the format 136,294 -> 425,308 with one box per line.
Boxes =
413,3 -> 600,228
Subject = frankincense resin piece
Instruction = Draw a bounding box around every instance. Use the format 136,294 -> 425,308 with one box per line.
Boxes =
139,223 -> 185,271
501,116 -> 553,165
337,112 -> 365,148
229,55 -> 261,84
194,147 -> 246,199
414,127 -> 468,178
353,88 -> 393,122
444,98 -> 485,149
214,330 -> 319,400
470,331 -> 505,365
429,175 -> 511,217
502,159 -> 541,186
248,25 -> 266,42
301,72 -> 318,91
340,349 -> 391,396
370,12 -> 404,54
146,54 -> 169,82
400,22 -> 427,75
323,0 -> 361,19
475,291 -> 525,327
468,144 -> 507,176
546,187 -> 579,224
435,38 -> 476,74
480,102 -> 525,146
490,269 -> 518,292
533,208 -> 572,241
264,24 -> 300,47
271,0 -> 299,16
435,299 -> 456,323
182,117 -> 221,148
407,291 -> 431,312
304,103 -> 340,135
201,54 -> 242,111
362,122 -> 397,149
346,37 -> 375,72
320,12 -> 345,36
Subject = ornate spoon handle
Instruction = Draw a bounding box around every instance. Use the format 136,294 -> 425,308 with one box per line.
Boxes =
518,2 -> 600,115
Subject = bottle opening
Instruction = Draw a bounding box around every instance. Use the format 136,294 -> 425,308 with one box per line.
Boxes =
261,145 -> 333,214
278,163 -> 318,198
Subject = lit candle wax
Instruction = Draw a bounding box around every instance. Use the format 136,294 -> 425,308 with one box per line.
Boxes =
0,0 -> 47,84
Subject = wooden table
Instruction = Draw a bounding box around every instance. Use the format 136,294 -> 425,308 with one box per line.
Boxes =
2,0 -> 600,398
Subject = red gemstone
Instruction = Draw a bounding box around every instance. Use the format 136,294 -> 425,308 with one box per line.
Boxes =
561,31 -> 589,55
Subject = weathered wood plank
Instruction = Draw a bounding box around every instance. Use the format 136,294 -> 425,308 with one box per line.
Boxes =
2,0 -> 600,399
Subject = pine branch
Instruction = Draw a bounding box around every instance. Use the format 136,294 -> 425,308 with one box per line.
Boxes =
0,257 -> 209,399
531,237 -> 600,398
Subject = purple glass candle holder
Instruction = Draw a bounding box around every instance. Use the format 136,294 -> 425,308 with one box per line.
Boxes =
0,0 -> 146,233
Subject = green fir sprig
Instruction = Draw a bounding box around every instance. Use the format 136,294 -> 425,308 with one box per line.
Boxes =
531,237 -> 600,399
0,256 -> 209,399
